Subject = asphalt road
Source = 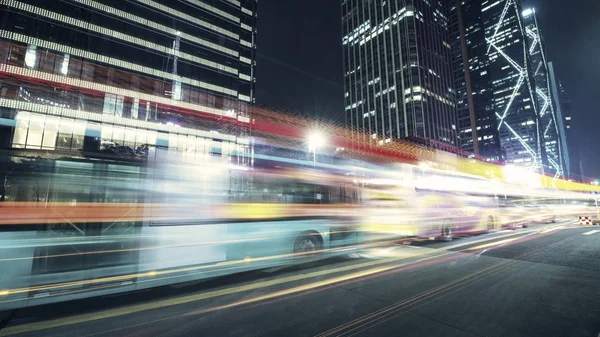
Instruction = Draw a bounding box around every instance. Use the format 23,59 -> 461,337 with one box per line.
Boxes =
2,220 -> 600,337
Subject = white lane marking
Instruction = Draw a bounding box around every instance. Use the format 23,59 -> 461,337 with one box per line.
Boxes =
582,230 -> 600,236
441,220 -> 573,251
491,230 -> 514,234
540,226 -> 564,234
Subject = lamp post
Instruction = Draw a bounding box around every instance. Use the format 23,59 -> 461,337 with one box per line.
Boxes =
308,133 -> 324,168
308,132 -> 325,204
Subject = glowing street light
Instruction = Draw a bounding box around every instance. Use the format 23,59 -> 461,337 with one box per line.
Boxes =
308,133 -> 324,152
308,132 -> 325,167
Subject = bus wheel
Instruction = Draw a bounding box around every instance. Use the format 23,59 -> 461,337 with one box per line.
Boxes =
487,216 -> 495,231
293,233 -> 322,254
440,221 -> 453,241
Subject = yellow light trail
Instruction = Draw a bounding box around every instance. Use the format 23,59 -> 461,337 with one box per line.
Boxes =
0,221 -> 565,298
315,228 -> 575,337
0,236 -> 415,298
0,250 -> 449,337
0,220 -> 574,336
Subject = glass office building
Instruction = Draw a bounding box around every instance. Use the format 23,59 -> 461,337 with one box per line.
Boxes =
549,61 -> 577,179
523,8 -> 563,179
0,0 -> 256,162
481,0 -> 546,171
447,0 -> 502,161
342,0 -> 457,146
449,0 -> 552,173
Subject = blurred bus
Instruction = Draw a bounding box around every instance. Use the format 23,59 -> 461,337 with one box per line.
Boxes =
1,145 -> 594,309
0,147 -> 364,309
360,163 -> 499,241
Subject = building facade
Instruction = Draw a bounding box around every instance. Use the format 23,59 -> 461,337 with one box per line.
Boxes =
342,0 -> 457,147
0,0 -> 256,167
449,0 -> 555,174
523,8 -> 564,179
548,61 -> 578,179
447,0 -> 502,161
481,0 -> 546,171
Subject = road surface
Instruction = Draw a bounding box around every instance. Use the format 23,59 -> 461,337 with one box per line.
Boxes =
2,220 -> 600,337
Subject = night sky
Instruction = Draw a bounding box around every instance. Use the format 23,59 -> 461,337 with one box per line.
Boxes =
256,0 -> 600,178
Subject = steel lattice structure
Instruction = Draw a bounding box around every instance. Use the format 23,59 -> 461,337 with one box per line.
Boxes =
484,0 -> 547,175
523,8 -> 564,183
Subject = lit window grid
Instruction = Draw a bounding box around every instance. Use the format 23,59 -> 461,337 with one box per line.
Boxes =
342,0 -> 457,145
0,63 -> 245,122
241,23 -> 253,32
2,98 -> 239,143
238,94 -> 251,102
239,56 -> 252,65
137,0 -> 239,40
10,111 -> 244,163
0,31 -> 239,97
241,7 -> 253,16
72,0 -> 239,57
484,0 -> 546,172
182,0 -> 241,23
343,8 -> 415,48
5,1 -> 239,75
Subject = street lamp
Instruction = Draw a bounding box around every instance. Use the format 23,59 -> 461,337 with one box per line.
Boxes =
308,132 -> 324,167
308,132 -> 325,204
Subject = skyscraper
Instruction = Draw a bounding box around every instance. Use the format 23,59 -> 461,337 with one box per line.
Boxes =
523,8 -> 564,180
548,62 -> 578,179
342,0 -> 457,146
0,0 -> 256,161
483,0 -> 547,172
447,0 -> 501,161
450,0 -> 552,173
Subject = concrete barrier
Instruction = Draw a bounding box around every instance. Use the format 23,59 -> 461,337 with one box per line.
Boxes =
578,216 -> 599,226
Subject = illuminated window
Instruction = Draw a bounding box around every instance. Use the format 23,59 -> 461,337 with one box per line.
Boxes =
13,112 -> 30,148
74,121 -> 87,149
42,117 -> 58,150
25,44 -> 37,69
103,94 -> 117,115
124,129 -> 136,148
57,119 -> 74,150
60,54 -> 69,75
26,114 -> 45,149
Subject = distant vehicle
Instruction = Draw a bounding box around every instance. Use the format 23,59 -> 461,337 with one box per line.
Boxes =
496,204 -> 530,229
360,164 -> 499,242
525,205 -> 557,225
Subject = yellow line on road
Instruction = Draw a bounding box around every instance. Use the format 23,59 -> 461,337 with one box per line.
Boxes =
0,249 -> 445,336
